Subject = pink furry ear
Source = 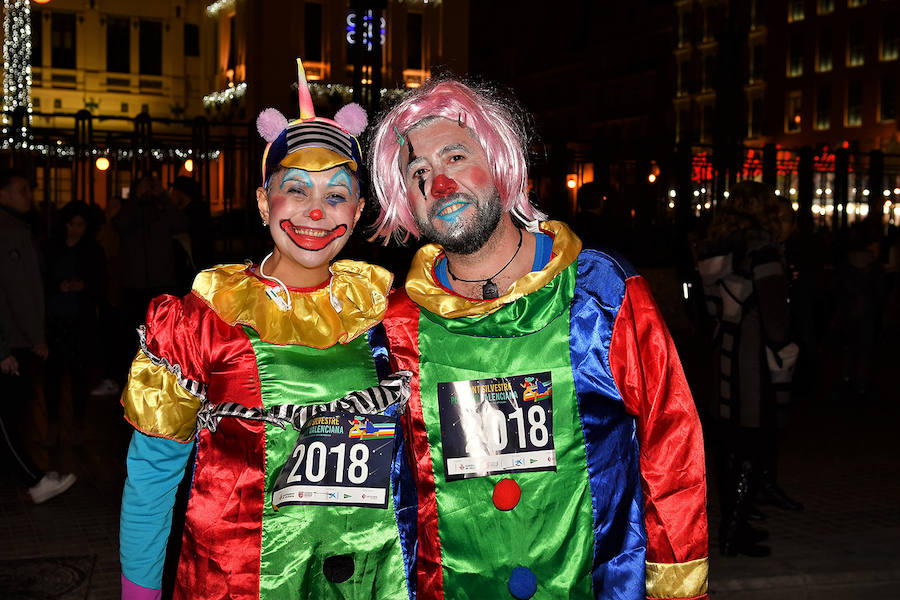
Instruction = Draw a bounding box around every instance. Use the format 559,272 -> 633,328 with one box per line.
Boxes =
256,108 -> 288,143
334,103 -> 368,137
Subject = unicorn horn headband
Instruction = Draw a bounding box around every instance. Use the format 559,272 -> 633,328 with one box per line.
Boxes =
257,58 -> 368,185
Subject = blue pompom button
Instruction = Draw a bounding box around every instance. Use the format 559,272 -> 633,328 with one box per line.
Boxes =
508,566 -> 537,599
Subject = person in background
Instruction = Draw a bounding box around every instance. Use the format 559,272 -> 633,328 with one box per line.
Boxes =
43,200 -> 107,446
697,181 -> 801,558
0,169 -> 77,503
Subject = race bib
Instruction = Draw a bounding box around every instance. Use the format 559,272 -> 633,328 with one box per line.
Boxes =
272,412 -> 396,509
437,372 -> 556,482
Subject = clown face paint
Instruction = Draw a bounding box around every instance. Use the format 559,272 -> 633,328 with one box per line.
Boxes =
256,166 -> 364,287
402,119 -> 502,254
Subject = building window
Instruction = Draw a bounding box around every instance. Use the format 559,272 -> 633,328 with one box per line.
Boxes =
816,86 -> 831,130
678,60 -> 690,95
51,12 -> 76,69
184,23 -> 200,57
750,44 -> 764,82
882,22 -> 899,61
107,18 -> 130,73
677,10 -> 689,46
30,9 -> 42,67
407,12 -> 423,70
676,108 -> 689,143
121,102 -> 128,113
786,92 -> 802,132
701,104 -> 714,143
848,23 -> 865,67
139,20 -> 162,75
847,81 -> 863,126
750,0 -> 763,29
304,3 -> 323,62
848,0 -> 866,7
703,5 -> 717,41
882,79 -> 897,121
788,34 -> 804,77
749,97 -> 763,138
817,28 -> 833,72
818,0 -> 834,14
703,55 -> 715,90
788,0 -> 804,23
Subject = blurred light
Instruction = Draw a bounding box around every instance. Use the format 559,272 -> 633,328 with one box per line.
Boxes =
793,114 -> 801,124
825,188 -> 832,195
789,187 -> 797,195
668,201 -> 675,209
894,187 -> 900,195
95,157 -> 110,171
838,204 -> 844,212
863,189 -> 870,196
884,189 -> 891,197
669,189 -> 677,198
775,190 -> 781,196
33,0 -> 51,3
791,201 -> 799,211
184,159 -> 194,173
700,187 -> 707,194
695,203 -> 702,210
648,173 -> 657,183
816,188 -> 823,195
566,179 -> 577,189
704,202 -> 711,209
723,191 -> 730,198
860,204 -> 868,216
693,190 -> 700,197
884,200 -> 892,215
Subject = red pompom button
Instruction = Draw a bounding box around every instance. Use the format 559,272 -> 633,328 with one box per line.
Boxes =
492,478 -> 521,511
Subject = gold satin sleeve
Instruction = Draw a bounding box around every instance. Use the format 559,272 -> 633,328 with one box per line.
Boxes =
121,350 -> 203,443
645,557 -> 709,599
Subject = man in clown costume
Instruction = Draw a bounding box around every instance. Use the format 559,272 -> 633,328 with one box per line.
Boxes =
369,80 -> 708,600
118,60 -> 416,600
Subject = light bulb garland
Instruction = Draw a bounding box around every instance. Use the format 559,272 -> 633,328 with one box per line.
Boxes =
2,0 -> 33,147
206,0 -> 236,18
203,81 -> 247,109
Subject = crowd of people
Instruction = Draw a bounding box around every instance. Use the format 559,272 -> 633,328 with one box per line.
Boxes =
0,169 -> 212,507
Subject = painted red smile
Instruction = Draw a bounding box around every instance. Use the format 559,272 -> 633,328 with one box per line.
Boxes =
279,220 -> 348,251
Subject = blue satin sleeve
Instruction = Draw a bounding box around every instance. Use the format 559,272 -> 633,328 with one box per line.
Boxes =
120,430 -> 193,590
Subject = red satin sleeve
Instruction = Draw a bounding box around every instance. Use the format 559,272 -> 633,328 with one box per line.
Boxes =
609,276 -> 709,594
382,289 -> 444,600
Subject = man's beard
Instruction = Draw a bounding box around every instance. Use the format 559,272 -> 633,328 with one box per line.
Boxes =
414,189 -> 503,255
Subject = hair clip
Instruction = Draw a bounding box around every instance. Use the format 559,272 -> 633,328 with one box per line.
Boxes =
394,126 -> 405,146
458,112 -> 466,127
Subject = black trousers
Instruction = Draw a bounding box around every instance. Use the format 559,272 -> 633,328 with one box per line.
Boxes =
0,348 -> 45,487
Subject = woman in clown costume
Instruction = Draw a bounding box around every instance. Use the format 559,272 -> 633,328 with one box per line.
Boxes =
119,60 -> 416,600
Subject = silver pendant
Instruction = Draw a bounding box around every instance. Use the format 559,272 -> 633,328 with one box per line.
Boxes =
482,280 -> 499,299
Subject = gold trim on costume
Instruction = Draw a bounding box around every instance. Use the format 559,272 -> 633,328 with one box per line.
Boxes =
404,220 -> 582,319
191,260 -> 392,348
122,351 -> 203,442
645,557 -> 709,599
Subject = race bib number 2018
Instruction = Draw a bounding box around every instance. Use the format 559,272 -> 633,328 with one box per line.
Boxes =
272,412 -> 396,510
437,372 -> 556,482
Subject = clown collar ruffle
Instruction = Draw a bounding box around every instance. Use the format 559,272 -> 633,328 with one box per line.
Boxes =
405,220 -> 582,319
192,260 -> 392,348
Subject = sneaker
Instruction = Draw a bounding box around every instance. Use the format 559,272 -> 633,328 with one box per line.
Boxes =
28,471 -> 77,504
90,378 -> 121,397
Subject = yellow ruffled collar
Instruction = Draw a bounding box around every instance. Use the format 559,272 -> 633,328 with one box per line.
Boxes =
192,260 -> 393,348
404,220 -> 582,319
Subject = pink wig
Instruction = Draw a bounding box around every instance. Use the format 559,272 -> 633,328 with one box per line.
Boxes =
368,79 -> 546,243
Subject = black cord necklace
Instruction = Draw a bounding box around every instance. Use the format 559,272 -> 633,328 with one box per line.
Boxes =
446,227 -> 523,300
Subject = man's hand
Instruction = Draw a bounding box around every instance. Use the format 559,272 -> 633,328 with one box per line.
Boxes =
32,344 -> 48,359
1,355 -> 19,375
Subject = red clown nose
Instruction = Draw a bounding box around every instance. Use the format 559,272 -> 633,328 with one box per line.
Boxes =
310,208 -> 323,221
431,174 -> 458,199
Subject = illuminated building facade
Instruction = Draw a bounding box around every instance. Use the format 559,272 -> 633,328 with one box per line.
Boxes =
0,0 -> 469,213
673,0 -> 900,226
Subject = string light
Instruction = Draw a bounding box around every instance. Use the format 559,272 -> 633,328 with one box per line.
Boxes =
205,0 -> 236,18
2,0 -> 33,147
203,81 -> 247,109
